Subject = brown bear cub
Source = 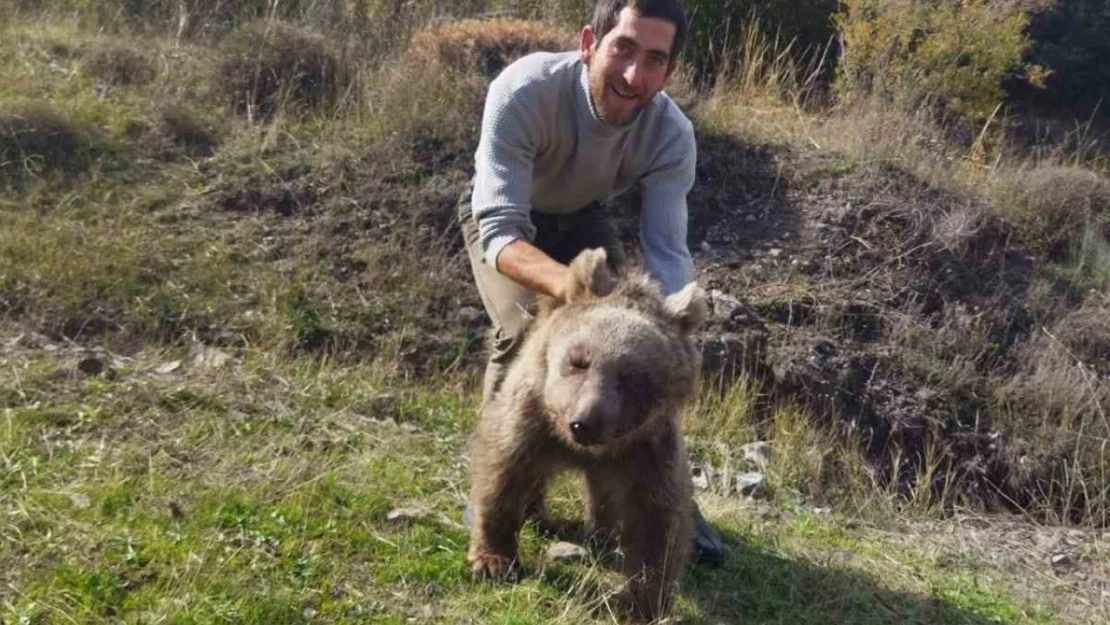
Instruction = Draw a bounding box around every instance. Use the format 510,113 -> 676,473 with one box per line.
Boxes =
467,248 -> 708,623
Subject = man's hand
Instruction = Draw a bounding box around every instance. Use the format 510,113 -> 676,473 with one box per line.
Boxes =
495,240 -> 575,302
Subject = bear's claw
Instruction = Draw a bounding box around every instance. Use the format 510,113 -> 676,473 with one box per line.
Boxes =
469,553 -> 521,582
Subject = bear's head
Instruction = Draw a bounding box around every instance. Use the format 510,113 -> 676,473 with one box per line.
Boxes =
536,249 -> 708,454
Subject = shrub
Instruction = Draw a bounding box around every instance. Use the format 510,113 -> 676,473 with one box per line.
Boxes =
684,0 -> 839,86
82,42 -> 157,85
160,104 -> 219,157
988,164 -> 1110,258
406,18 -> 575,79
216,20 -> 348,119
1018,0 -> 1110,121
0,105 -> 94,185
836,0 -> 1034,124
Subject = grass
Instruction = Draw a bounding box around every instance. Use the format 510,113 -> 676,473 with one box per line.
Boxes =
0,343 -> 1083,625
0,6 -> 1108,625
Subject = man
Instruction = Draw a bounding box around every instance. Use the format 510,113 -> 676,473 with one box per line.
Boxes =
459,0 -> 725,565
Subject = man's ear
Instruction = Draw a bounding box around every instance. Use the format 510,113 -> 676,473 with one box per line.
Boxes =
663,282 -> 708,335
580,25 -> 597,65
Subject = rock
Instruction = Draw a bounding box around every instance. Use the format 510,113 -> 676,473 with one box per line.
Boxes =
547,541 -> 589,563
157,360 -> 182,374
1050,553 -> 1074,569
386,508 -> 427,524
457,306 -> 485,326
736,472 -> 768,498
769,248 -> 784,258
302,607 -> 317,619
691,465 -> 712,491
709,289 -> 742,321
700,240 -> 712,253
191,345 -> 232,369
77,357 -> 106,377
741,441 -> 774,471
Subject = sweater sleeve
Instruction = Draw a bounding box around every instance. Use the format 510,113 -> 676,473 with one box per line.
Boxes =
471,72 -> 542,270
639,118 -> 696,295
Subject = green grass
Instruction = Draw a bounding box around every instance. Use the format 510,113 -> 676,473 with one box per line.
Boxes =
0,344 -> 1077,625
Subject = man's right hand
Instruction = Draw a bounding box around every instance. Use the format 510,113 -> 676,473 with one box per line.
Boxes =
494,240 -> 576,302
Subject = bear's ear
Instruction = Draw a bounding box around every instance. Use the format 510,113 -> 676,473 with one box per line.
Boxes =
664,282 -> 708,334
564,248 -> 615,302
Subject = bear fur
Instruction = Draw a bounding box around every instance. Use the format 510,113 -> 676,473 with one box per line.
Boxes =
467,248 -> 708,623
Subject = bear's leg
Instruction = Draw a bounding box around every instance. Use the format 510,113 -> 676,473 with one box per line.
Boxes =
585,469 -> 624,549
618,452 -> 694,623
467,439 -> 545,581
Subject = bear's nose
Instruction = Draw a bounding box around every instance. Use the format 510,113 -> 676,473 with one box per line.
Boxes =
569,419 -> 600,446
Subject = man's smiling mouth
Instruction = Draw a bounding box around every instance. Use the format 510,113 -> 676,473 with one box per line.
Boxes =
608,83 -> 639,101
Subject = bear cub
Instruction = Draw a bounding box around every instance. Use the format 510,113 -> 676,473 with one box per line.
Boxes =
467,248 -> 708,623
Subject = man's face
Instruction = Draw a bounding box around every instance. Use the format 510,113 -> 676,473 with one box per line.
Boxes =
580,7 -> 677,125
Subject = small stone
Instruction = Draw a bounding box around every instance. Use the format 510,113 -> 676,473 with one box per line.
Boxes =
191,345 -> 232,369
709,290 -> 742,320
700,240 -> 712,253
386,508 -> 427,524
691,466 -> 711,491
744,215 -> 757,223
157,360 -> 182,374
769,248 -> 783,258
741,441 -> 774,471
70,493 -> 92,509
77,357 -> 106,377
547,541 -> 589,563
736,472 -> 768,498
302,607 -> 317,619
813,506 -> 832,516
457,306 -> 485,325
1050,553 -> 1074,568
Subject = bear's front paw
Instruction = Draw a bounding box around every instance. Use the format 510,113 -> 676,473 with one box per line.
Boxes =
469,552 -> 522,582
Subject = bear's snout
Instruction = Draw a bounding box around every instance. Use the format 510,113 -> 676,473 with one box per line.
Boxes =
568,418 -> 599,446
566,379 -> 622,447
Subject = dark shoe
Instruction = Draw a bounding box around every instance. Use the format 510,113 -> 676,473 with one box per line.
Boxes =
692,505 -> 726,567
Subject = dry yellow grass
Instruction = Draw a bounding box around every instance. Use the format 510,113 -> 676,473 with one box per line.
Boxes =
406,17 -> 575,78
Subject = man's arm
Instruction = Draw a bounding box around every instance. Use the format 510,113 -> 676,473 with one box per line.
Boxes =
495,240 -> 573,300
473,65 -> 576,299
639,120 -> 697,295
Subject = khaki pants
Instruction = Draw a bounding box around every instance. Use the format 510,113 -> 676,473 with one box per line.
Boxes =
459,188 -> 625,403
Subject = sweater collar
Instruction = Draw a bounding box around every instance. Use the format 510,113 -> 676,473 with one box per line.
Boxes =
575,59 -> 642,137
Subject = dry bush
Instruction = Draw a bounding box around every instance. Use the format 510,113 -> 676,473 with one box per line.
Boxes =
996,324 -> 1110,525
217,20 -> 349,119
82,41 -> 157,86
0,105 -> 94,184
406,18 -> 575,79
988,164 -> 1110,258
160,104 -> 219,157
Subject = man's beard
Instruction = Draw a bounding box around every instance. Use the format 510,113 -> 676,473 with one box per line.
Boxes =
588,70 -> 645,124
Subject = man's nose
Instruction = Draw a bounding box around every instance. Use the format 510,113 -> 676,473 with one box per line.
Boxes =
622,59 -> 643,91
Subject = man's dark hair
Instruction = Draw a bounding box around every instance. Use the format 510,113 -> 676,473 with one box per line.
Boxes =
590,0 -> 688,60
